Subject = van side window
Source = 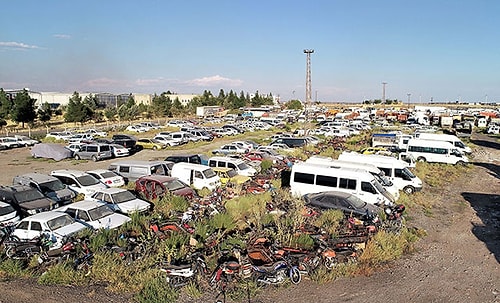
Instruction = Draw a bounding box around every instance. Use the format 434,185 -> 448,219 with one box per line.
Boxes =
119,166 -> 130,173
88,146 -> 98,153
294,172 -> 314,184
189,156 -> 200,164
195,171 -> 203,179
209,160 -> 216,167
339,178 -> 356,190
378,167 -> 391,177
361,182 -> 376,194
228,163 -> 236,169
316,175 -> 337,187
31,221 -> 42,231
394,169 -> 404,178
217,162 -> 225,168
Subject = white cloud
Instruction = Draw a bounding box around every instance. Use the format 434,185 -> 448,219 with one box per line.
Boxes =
135,77 -> 173,86
186,75 -> 243,87
53,34 -> 71,39
84,78 -> 123,87
0,41 -> 40,50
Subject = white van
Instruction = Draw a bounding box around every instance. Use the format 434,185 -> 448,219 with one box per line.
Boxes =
108,160 -> 174,183
208,156 -> 257,177
170,163 -> 221,191
338,152 -> 423,194
305,155 -> 400,200
414,133 -> 472,155
290,162 -> 394,206
406,139 -> 469,165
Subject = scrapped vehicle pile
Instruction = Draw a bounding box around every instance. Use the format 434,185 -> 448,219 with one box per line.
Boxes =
0,165 -> 406,299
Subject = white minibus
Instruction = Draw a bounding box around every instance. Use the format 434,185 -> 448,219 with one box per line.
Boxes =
305,156 -> 400,200
406,139 -> 469,165
338,152 -> 423,194
170,163 -> 221,191
290,162 -> 394,206
414,133 -> 472,155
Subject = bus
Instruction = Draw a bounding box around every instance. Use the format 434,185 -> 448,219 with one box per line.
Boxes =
406,139 -> 469,165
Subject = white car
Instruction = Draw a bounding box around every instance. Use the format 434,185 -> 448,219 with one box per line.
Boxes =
50,170 -> 108,198
84,129 -> 107,137
232,141 -> 253,151
0,202 -> 20,226
89,188 -> 151,215
58,200 -> 131,230
68,133 -> 94,144
126,124 -> 148,133
66,143 -> 84,154
45,131 -> 73,141
11,211 -> 88,249
212,144 -> 248,155
13,135 -> 39,147
86,169 -> 126,187
153,135 -> 179,147
109,144 -> 130,157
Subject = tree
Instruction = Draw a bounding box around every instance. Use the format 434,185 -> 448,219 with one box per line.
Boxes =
0,89 -> 13,120
285,99 -> 303,110
170,98 -> 184,117
104,107 -> 117,121
64,92 -> 88,124
11,89 -> 37,128
37,102 -> 53,124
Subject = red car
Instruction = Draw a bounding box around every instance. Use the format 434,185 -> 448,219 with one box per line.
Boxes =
135,175 -> 197,200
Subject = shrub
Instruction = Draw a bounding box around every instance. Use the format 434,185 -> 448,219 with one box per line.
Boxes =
314,209 -> 344,235
135,275 -> 179,303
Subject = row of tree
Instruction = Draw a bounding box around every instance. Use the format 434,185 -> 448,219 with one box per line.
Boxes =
0,88 -> 277,127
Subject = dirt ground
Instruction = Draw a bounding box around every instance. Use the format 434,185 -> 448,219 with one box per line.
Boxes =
0,133 -> 498,303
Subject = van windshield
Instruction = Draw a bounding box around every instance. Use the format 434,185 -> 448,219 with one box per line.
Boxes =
203,169 -> 216,178
237,162 -> 250,170
402,168 -> 415,179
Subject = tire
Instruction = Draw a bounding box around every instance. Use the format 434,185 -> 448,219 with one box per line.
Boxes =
323,257 -> 336,270
153,146 -> 158,150
417,157 -> 426,162
289,266 -> 301,284
456,161 -> 466,166
403,186 -> 415,194
5,245 -> 16,258
91,155 -> 98,162
74,155 -> 81,160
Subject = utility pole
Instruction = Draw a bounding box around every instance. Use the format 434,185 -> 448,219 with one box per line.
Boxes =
304,49 -> 314,112
382,82 -> 387,104
407,93 -> 411,110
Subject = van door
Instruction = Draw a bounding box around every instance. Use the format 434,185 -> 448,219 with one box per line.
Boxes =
192,170 -> 204,189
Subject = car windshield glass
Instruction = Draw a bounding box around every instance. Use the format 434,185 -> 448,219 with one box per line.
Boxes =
47,214 -> 75,231
88,205 -> 114,220
100,171 -> 117,178
14,189 -> 46,203
345,194 -> 367,209
237,162 -> 250,170
112,191 -> 136,203
227,169 -> 237,177
0,205 -> 15,215
76,175 -> 99,186
203,169 -> 216,178
39,180 -> 66,193
163,180 -> 185,191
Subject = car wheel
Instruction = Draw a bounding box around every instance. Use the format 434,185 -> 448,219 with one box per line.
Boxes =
417,157 -> 426,162
403,186 -> 415,194
153,146 -> 158,150
91,155 -> 98,162
75,155 -> 81,160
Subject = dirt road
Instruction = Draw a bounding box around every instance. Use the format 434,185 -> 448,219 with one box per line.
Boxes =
0,134 -> 499,303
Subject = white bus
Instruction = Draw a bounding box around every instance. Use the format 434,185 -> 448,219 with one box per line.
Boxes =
414,133 -> 472,155
305,155 -> 400,200
290,162 -> 394,206
406,139 -> 469,165
338,152 -> 423,194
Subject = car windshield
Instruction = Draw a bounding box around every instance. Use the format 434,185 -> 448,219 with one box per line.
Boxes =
0,205 -> 15,215
76,175 -> 99,186
227,169 -> 237,178
14,189 -> 46,203
237,162 -> 250,170
39,180 -> 66,193
47,214 -> 75,231
163,180 -> 186,191
111,191 -> 136,203
203,169 -> 216,178
345,194 -> 367,209
88,205 -> 114,221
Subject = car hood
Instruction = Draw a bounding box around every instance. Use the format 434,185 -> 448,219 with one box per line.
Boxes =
87,214 -> 131,230
173,187 -> 196,198
53,222 -> 88,238
230,175 -> 252,184
117,199 -> 151,214
19,198 -> 59,212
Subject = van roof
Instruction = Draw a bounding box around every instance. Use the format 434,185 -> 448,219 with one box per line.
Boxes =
305,157 -> 381,173
407,138 -> 455,148
292,162 -> 375,178
208,156 -> 244,163
109,160 -> 171,166
172,162 -> 211,170
339,152 -> 409,166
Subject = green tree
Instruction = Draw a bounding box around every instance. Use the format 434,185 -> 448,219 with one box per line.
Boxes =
104,107 -> 117,121
0,89 -> 13,120
171,98 -> 184,117
37,102 -> 53,124
11,89 -> 37,127
64,92 -> 88,124
285,99 -> 303,110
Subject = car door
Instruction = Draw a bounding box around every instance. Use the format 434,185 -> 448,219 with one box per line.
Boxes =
102,193 -> 118,211
14,220 -> 31,240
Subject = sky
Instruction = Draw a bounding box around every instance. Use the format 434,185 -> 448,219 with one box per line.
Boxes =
1,0 -> 499,103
